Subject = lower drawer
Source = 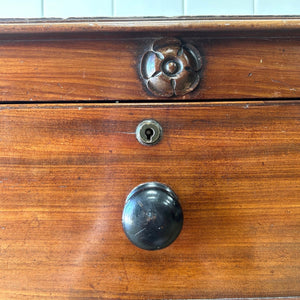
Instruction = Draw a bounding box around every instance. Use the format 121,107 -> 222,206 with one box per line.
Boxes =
0,102 -> 299,299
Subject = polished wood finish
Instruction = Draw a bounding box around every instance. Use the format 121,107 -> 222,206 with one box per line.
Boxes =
0,18 -> 299,101
0,36 -> 299,101
140,37 -> 203,97
0,102 -> 299,299
0,17 -> 300,34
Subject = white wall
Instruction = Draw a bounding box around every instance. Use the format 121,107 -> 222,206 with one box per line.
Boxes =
0,0 -> 299,18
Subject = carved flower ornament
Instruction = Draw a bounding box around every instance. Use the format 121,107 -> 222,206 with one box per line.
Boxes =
140,38 -> 203,97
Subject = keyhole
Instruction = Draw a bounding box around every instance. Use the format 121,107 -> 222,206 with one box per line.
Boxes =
136,119 -> 162,146
145,128 -> 154,141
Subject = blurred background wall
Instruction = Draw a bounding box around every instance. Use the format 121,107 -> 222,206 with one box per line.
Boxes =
0,0 -> 299,18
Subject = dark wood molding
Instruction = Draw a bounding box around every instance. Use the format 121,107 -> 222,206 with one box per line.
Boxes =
0,17 -> 299,35
140,37 -> 203,97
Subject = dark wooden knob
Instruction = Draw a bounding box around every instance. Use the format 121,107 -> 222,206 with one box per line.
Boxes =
122,182 -> 183,250
140,38 -> 203,97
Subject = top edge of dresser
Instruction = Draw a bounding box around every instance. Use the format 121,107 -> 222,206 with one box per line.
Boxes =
0,16 -> 299,35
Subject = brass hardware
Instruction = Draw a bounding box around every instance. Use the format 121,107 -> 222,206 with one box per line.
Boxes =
136,119 -> 162,146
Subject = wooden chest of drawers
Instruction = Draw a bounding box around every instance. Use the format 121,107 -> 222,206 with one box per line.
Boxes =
0,17 -> 299,299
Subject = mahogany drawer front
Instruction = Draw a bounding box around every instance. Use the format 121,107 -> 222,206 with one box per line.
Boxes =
0,19 -> 299,101
0,102 -> 299,299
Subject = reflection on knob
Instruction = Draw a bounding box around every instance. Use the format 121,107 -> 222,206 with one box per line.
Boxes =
122,182 -> 183,250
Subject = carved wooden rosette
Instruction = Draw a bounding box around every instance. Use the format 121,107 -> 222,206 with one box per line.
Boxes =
140,38 -> 202,97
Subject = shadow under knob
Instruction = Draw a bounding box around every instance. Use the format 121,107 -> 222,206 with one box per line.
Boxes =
122,182 -> 183,250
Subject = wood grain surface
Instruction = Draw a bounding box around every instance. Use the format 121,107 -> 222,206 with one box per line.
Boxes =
0,17 -> 300,34
0,33 -> 299,101
0,101 -> 299,299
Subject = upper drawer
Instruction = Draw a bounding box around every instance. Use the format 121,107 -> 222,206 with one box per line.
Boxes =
0,17 -> 299,102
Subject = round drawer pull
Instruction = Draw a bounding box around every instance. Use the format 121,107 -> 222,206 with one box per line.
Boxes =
140,37 -> 202,97
122,182 -> 183,250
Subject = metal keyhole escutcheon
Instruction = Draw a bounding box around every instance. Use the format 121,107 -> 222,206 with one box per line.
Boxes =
136,119 -> 162,146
